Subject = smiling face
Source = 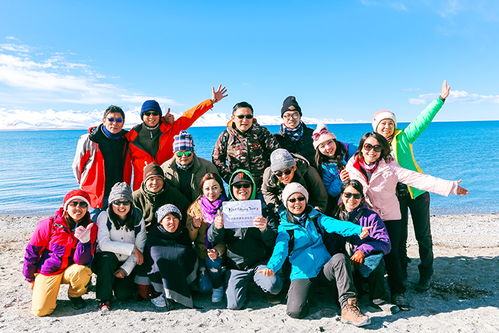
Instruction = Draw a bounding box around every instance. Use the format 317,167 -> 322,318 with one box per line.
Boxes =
231,182 -> 252,201
342,185 -> 363,212
145,176 -> 164,193
318,139 -> 337,158
231,107 -> 254,133
376,119 -> 395,139
66,201 -> 88,223
102,112 -> 124,134
274,165 -> 297,185
160,214 -> 180,233
142,110 -> 161,127
282,111 -> 301,129
286,192 -> 307,215
112,200 -> 131,220
202,179 -> 223,202
175,150 -> 194,167
362,136 -> 382,165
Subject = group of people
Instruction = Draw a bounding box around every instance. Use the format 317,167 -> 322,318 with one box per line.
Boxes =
23,81 -> 468,327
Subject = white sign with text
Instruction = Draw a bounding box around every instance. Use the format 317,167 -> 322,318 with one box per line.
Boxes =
222,200 -> 262,229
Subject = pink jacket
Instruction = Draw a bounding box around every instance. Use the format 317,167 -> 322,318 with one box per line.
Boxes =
346,156 -> 458,221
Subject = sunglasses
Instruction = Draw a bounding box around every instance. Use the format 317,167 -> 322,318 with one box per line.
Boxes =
283,113 -> 300,119
343,192 -> 362,199
363,143 -> 382,152
274,168 -> 293,177
112,200 -> 131,206
288,196 -> 306,203
176,151 -> 193,157
236,114 -> 253,119
233,183 -> 251,189
144,111 -> 160,117
107,117 -> 123,123
68,201 -> 88,208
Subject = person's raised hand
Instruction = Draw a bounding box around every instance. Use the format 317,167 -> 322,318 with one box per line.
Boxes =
339,169 -> 350,182
211,85 -> 228,103
253,216 -> 268,232
74,223 -> 93,243
214,211 -> 224,229
456,180 -> 469,196
440,80 -> 451,100
163,107 -> 174,124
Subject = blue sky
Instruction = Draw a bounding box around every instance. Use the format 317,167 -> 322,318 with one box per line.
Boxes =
0,0 -> 498,129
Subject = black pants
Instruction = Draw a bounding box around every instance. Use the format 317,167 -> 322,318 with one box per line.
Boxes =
353,260 -> 388,302
399,191 -> 433,280
383,220 -> 406,295
286,253 -> 356,319
93,252 -> 137,302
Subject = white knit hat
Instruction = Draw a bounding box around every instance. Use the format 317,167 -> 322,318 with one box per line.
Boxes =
282,182 -> 309,207
372,110 -> 397,132
312,123 -> 336,150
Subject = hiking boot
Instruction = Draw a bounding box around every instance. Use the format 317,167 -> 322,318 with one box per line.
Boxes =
69,296 -> 86,310
211,287 -> 224,303
98,300 -> 111,312
392,293 -> 410,311
151,294 -> 167,308
415,276 -> 432,292
341,298 -> 371,327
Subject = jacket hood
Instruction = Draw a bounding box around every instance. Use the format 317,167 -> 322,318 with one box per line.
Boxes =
228,169 -> 257,200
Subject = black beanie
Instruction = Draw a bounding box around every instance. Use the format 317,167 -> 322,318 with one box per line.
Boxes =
281,96 -> 302,117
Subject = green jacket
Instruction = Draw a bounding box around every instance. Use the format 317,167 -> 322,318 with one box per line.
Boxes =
391,97 -> 444,198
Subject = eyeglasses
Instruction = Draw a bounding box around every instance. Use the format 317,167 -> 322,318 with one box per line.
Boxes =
235,114 -> 253,119
363,143 -> 382,152
144,111 -> 160,117
343,192 -> 362,199
283,113 -> 300,119
107,117 -> 123,123
176,151 -> 193,157
233,183 -> 251,189
274,168 -> 293,177
112,200 -> 131,206
68,201 -> 88,208
288,196 -> 306,203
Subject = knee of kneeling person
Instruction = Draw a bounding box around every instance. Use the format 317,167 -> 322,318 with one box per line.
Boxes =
286,308 -> 306,319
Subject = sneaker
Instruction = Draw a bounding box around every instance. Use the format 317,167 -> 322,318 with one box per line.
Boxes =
341,298 -> 371,327
211,287 -> 224,303
415,277 -> 432,292
151,295 -> 167,308
69,296 -> 86,310
392,293 -> 411,311
98,301 -> 111,312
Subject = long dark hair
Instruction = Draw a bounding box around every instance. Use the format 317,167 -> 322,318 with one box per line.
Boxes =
354,132 -> 392,162
314,139 -> 348,174
109,205 -> 136,232
333,179 -> 365,219
198,172 -> 227,199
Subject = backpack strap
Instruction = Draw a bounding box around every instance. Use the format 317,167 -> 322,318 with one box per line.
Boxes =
287,229 -> 294,255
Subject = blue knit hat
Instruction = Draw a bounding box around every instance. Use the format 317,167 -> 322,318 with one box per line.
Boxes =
141,100 -> 162,118
173,131 -> 194,152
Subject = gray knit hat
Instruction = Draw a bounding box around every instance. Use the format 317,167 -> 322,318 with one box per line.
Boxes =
270,148 -> 296,172
108,182 -> 133,204
282,182 -> 309,206
156,204 -> 182,223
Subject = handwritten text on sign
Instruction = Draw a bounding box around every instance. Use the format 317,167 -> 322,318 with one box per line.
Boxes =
222,200 -> 262,229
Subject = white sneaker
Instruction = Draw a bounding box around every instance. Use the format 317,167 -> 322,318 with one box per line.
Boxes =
211,287 -> 224,303
151,294 -> 167,308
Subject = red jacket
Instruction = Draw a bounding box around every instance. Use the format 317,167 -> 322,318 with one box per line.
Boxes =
72,126 -> 132,208
127,99 -> 214,190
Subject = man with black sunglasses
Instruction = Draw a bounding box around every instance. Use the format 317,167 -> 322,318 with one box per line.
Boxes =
161,131 -> 219,202
73,105 -> 132,220
262,148 -> 327,220
212,101 -> 279,192
127,85 -> 228,190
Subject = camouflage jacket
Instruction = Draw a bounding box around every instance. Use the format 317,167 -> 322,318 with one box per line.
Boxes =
212,120 -> 279,190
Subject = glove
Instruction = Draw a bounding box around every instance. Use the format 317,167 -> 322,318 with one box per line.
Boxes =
74,223 -> 93,243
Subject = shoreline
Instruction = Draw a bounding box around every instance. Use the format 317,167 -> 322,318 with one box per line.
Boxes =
1,213 -> 498,332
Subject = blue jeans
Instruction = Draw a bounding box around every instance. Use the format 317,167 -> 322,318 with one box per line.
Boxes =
205,257 -> 225,289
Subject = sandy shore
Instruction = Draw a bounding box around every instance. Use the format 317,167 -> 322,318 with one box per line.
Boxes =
1,213 -> 498,333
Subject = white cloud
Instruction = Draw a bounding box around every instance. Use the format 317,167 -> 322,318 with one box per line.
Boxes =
409,90 -> 499,104
0,38 -> 177,106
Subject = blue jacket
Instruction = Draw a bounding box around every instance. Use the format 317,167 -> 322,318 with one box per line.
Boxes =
320,142 -> 357,197
266,206 -> 362,280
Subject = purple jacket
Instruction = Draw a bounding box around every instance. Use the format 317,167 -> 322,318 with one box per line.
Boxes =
342,206 -> 391,256
22,209 -> 97,282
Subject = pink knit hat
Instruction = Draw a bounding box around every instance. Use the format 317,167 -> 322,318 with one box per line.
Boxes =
372,110 -> 397,132
312,123 -> 336,150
